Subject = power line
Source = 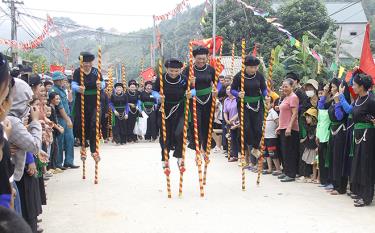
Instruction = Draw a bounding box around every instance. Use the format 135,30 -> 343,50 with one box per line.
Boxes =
18,12 -> 153,39
22,7 -> 153,17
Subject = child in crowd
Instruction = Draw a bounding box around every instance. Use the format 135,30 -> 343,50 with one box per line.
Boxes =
263,96 -> 282,175
298,107 -> 319,183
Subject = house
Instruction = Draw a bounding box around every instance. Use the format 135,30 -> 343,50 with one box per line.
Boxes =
272,2 -> 368,59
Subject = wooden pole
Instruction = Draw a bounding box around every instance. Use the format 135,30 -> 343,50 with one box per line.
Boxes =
203,57 -> 221,185
158,59 -> 172,198
240,38 -> 246,191
79,56 -> 87,179
191,53 -> 205,198
107,67 -> 113,140
94,46 -> 102,184
256,49 -> 275,186
178,42 -> 193,197
121,63 -> 126,87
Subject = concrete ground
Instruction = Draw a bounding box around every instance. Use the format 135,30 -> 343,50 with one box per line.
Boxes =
41,142 -> 375,233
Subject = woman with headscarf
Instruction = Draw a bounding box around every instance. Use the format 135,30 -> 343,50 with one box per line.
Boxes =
152,58 -> 194,169
140,81 -> 158,141
183,47 -> 217,158
110,82 -> 128,145
126,80 -> 141,143
338,73 -> 375,207
318,78 -> 351,195
71,52 -> 104,159
230,55 -> 268,163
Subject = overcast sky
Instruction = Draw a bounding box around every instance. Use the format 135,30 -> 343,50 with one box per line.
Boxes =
14,0 -> 203,33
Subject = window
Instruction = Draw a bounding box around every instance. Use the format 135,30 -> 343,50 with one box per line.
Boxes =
350,32 -> 357,36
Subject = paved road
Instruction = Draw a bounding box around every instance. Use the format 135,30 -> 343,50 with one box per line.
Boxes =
41,142 -> 375,233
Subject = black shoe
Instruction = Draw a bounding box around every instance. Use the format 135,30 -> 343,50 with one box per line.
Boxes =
278,174 -> 286,179
56,166 -> 67,170
354,199 -> 369,207
63,164 -> 80,169
281,176 -> 295,182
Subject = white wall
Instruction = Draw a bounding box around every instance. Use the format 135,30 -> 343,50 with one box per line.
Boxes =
335,23 -> 367,59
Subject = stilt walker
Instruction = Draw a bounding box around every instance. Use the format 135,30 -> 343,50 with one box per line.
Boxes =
158,59 -> 172,198
240,38 -> 246,191
178,43 -> 193,197
72,51 -> 103,183
190,55 -> 205,198
93,46 -> 102,184
203,57 -> 221,185
79,56 -> 87,179
256,49 -> 274,185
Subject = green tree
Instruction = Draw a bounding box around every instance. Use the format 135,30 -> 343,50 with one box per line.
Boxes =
202,0 -> 282,60
278,0 -> 333,40
19,50 -> 48,71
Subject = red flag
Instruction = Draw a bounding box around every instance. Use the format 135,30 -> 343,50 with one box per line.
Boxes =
139,67 -> 155,82
345,71 -> 353,83
50,65 -> 65,73
191,36 -> 223,54
209,58 -> 224,74
359,23 -> 375,82
252,46 -> 257,56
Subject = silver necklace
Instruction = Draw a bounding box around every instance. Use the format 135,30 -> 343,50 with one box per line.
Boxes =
354,94 -> 369,107
164,73 -> 181,85
244,73 -> 256,80
194,64 -> 208,72
127,90 -> 136,97
196,93 -> 212,105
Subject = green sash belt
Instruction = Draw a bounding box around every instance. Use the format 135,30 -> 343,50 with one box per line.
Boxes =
330,121 -> 345,127
112,106 -> 126,125
354,122 -> 375,130
84,89 -> 97,95
142,102 -> 154,110
164,98 -> 191,122
349,122 -> 375,158
165,99 -> 184,105
196,87 -> 212,97
243,95 -> 262,104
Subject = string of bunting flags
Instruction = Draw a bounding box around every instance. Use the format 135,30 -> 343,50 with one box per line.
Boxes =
235,0 -> 348,78
200,0 -> 210,27
153,0 -> 190,22
0,15 -> 53,51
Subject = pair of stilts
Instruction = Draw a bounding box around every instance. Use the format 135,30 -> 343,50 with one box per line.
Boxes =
79,47 -> 102,184
160,40 -> 275,198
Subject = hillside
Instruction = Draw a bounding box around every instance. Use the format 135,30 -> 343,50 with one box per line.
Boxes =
31,0 -> 374,79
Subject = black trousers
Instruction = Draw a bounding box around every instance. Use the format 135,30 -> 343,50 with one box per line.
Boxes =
360,184 -> 374,204
145,109 -> 157,140
159,105 -> 184,161
279,129 -> 299,178
230,128 -> 239,158
101,113 -> 109,140
318,142 -> 330,185
112,117 -> 127,144
47,138 -> 58,170
333,176 -> 348,194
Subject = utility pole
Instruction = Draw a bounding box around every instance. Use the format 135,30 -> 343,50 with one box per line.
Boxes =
152,16 -> 156,67
212,0 -> 216,58
3,0 -> 24,66
334,26 -> 343,78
